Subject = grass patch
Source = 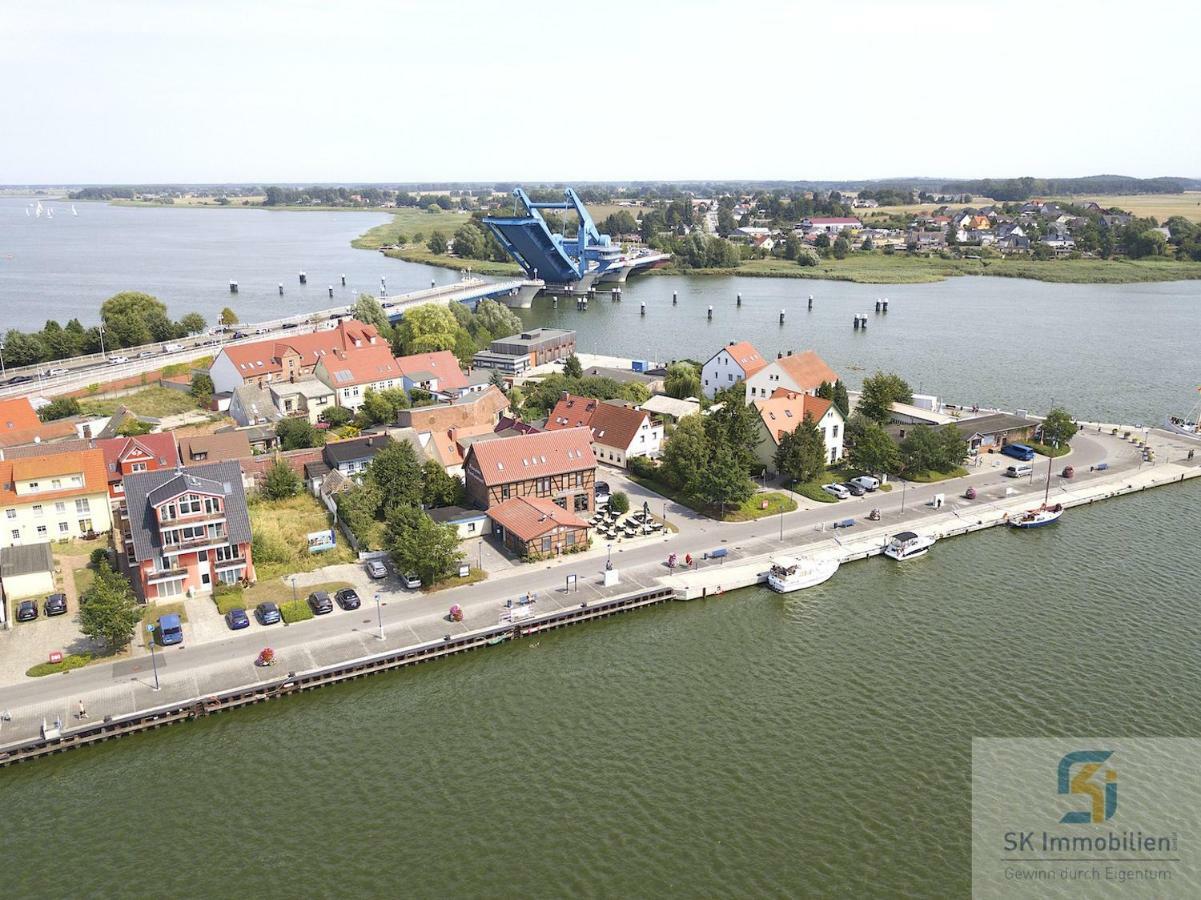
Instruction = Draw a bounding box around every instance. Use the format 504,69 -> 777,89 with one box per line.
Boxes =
140,601 -> 187,648
1027,440 -> 1071,458
212,586 -> 245,614
79,386 -> 204,418
248,493 -> 356,581
383,246 -> 522,276
26,652 -> 97,677
278,599 -> 314,624
72,565 -> 95,597
161,356 -> 211,377
421,567 -> 487,593
906,467 -> 969,483
878,482 -> 894,492
352,207 -> 477,250
791,480 -> 838,503
723,492 -> 797,522
242,579 -> 352,608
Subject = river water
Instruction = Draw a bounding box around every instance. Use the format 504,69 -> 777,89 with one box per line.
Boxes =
1,201 -> 1200,897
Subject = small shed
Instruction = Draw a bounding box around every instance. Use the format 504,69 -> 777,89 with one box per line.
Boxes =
427,505 -> 489,540
1,542 -> 56,611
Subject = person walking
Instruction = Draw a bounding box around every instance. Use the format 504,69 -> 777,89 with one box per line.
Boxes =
77,699 -> 88,720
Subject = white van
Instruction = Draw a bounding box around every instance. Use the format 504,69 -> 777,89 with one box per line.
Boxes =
850,476 -> 880,492
163,342 -> 184,353
1005,463 -> 1033,478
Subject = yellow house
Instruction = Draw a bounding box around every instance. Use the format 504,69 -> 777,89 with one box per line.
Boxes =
0,450 -> 113,549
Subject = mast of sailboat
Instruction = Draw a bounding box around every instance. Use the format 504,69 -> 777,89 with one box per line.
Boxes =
1043,439 -> 1056,506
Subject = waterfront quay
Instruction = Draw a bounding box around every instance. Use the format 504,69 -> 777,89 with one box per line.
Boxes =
0,425 -> 1196,766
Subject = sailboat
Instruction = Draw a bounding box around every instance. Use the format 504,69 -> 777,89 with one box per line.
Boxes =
25,206 -> 30,216
71,204 -> 78,216
1010,451 -> 1064,528
46,207 -> 54,218
1165,388 -> 1201,438
35,201 -> 43,218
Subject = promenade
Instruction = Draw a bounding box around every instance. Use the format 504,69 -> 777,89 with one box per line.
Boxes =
1,426 -> 1197,762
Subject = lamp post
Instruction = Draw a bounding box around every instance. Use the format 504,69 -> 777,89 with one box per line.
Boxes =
606,543 -> 613,570
290,576 -> 297,603
146,624 -> 161,691
98,322 -> 106,359
0,341 -> 5,380
374,592 -> 384,640
779,500 -> 785,542
900,478 -> 908,514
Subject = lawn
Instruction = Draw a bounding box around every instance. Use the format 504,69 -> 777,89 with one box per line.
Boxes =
630,474 -> 798,521
790,480 -> 839,503
27,651 -> 99,678
79,386 -> 205,418
352,207 -> 476,250
383,246 -> 522,277
247,493 -> 356,581
242,579 -> 353,607
1027,440 -> 1072,458
906,467 -> 970,483
723,492 -> 797,522
72,565 -> 95,597
422,567 -> 487,593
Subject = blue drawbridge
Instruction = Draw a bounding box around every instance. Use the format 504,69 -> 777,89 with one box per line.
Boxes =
483,188 -> 622,286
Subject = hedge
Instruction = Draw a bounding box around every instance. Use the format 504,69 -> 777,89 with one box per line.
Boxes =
279,599 -> 314,624
27,652 -> 95,677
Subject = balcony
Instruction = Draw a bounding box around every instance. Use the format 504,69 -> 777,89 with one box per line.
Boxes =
162,533 -> 228,556
213,554 -> 248,571
146,566 -> 188,585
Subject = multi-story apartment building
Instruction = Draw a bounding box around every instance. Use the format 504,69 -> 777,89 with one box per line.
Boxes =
0,450 -> 112,548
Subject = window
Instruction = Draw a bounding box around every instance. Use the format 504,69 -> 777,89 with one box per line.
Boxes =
727,374 -> 733,382
130,462 -> 147,472
832,424 -> 839,438
58,522 -> 70,534
575,472 -> 583,488
218,568 -> 242,585
27,481 -> 39,492
78,518 -> 93,533
51,479 -> 62,490
573,494 -> 589,512
500,485 -> 511,500
554,497 -> 566,510
70,475 -> 82,487
541,536 -> 552,553
75,498 -> 90,515
32,504 -> 43,516
55,502 -> 66,514
36,525 -> 47,537
156,579 -> 183,598
467,522 -> 477,533
4,509 -> 14,519
537,478 -> 551,495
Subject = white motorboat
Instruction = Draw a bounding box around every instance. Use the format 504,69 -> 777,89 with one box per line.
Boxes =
1010,504 -> 1064,528
883,531 -> 935,561
767,555 -> 840,593
1166,391 -> 1201,437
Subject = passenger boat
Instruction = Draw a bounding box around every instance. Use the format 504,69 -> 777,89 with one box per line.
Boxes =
883,531 -> 935,561
1010,503 -> 1064,528
1165,391 -> 1201,437
767,556 -> 840,594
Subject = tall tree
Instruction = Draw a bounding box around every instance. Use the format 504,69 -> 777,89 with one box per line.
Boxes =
473,299 -> 521,338
775,414 -> 827,483
706,385 -> 762,471
396,304 -> 459,354
664,362 -> 701,399
858,371 -> 914,424
385,505 -> 463,585
352,293 -> 392,335
368,441 -> 424,512
1040,407 -> 1077,447
262,459 -> 302,500
219,307 -> 239,326
845,416 -> 901,475
178,312 -> 206,336
276,417 -> 323,450
421,459 -> 464,508
562,354 -> 584,378
692,442 -> 754,514
78,561 -> 141,651
427,231 -> 448,254
660,413 -> 708,489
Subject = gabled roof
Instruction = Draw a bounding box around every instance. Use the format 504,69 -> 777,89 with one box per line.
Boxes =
806,216 -> 861,225
0,417 -> 83,450
0,397 -> 41,433
465,428 -> 595,487
766,350 -> 838,392
711,341 -> 767,377
95,433 -> 180,484
545,394 -> 600,430
0,448 -> 110,505
178,432 -> 253,463
486,496 -> 588,542
220,319 -> 383,380
122,461 -> 251,562
318,344 -> 402,388
544,394 -> 650,450
146,471 -> 227,507
232,383 -> 283,424
394,351 -> 469,391
754,391 -> 835,445
323,434 -> 393,466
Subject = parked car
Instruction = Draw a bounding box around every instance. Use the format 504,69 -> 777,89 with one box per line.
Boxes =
335,588 -> 361,610
157,613 -> 184,646
46,367 -> 69,377
225,607 -> 250,630
307,591 -> 334,615
1005,463 -> 1034,478
108,355 -> 129,365
254,327 -> 268,335
232,331 -> 247,339
402,572 -> 422,590
822,483 -> 850,500
595,481 -> 611,505
281,322 -> 299,330
1001,443 -> 1036,462
841,481 -> 866,497
15,599 -> 38,622
850,476 -> 880,492
43,593 -> 67,616
365,559 -> 388,579
255,602 -> 281,625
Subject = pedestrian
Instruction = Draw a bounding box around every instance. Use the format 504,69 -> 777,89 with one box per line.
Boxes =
78,699 -> 88,720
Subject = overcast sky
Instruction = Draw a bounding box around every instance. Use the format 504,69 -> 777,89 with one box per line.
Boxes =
3,0 -> 1198,184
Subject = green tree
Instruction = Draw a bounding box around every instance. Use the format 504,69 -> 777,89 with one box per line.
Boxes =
356,387 -> 409,426
832,380 -> 850,418
664,362 -> 701,400
832,235 -> 850,259
351,293 -> 393,335
858,371 -> 913,424
796,247 -> 820,267
608,491 -> 630,515
775,414 -> 827,483
178,312 -> 206,336
933,424 -> 968,471
562,354 -> 584,378
618,382 -> 651,405
78,561 -> 141,651
262,459 -> 301,500
660,413 -> 709,489
318,406 -> 353,428
38,396 -> 81,421
1040,407 -> 1077,447
427,231 -> 448,254
452,222 -> 486,259
421,459 -> 464,508
335,480 -> 384,545
396,304 -> 459,354
190,372 -> 214,405
368,441 -> 424,511
845,416 -> 901,475
473,299 -> 521,338
276,417 -> 323,450
489,369 -> 507,390
899,424 -> 940,474
100,291 -> 172,348
385,505 -> 463,585
220,307 -> 239,326
692,441 -> 754,513
706,385 -> 762,472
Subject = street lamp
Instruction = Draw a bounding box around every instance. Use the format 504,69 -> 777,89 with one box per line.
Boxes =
900,478 -> 908,514
290,576 -> 297,603
146,624 -> 161,691
606,543 -> 613,570
98,322 -> 106,359
374,592 -> 384,640
0,341 -> 5,380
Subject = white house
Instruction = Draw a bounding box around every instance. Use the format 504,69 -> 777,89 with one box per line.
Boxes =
543,394 -> 663,469
752,390 -> 845,470
314,346 -> 404,411
701,341 -> 768,400
743,350 -> 838,403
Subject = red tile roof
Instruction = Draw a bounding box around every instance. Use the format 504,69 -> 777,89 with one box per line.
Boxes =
221,319 -> 384,380
544,394 -> 650,451
486,496 -> 588,542
318,344 -> 402,388
755,391 -> 834,445
0,449 -> 108,505
0,398 -> 40,433
0,417 -> 83,450
95,433 -> 180,484
770,351 -> 838,392
466,427 -> 595,487
394,351 -> 469,391
807,217 -> 861,225
716,341 -> 768,377
178,432 -> 253,463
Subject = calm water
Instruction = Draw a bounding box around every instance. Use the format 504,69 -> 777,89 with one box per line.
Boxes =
517,274 -> 1201,424
0,196 -> 464,329
3,480 -> 1199,898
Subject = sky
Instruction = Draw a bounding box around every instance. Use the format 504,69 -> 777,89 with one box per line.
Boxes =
2,0 -> 1199,184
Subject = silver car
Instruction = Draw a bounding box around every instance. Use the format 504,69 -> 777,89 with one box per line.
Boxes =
822,483 -> 850,500
366,559 -> 388,579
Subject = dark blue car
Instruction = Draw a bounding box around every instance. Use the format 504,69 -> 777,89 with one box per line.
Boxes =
255,602 -> 281,625
225,607 -> 250,630
1001,442 -> 1036,461
157,613 -> 184,646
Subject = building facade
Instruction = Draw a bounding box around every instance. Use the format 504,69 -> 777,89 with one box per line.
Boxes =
464,428 -> 596,515
544,394 -> 663,468
701,341 -> 767,399
753,390 -> 845,469
0,450 -> 113,549
742,350 -> 838,402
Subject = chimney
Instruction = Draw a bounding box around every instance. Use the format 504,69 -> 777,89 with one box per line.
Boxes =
728,340 -> 735,346
777,352 -> 782,359
787,350 -> 793,356
560,390 -> 569,400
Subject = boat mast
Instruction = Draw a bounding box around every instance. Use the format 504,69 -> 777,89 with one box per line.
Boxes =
1043,440 -> 1055,506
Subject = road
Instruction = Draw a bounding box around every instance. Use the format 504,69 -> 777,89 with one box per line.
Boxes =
5,426 -> 1194,749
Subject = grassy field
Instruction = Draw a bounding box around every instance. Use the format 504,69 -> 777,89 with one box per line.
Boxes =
1050,193 -> 1201,223
352,207 -> 476,250
244,579 -> 353,608
724,492 -> 798,521
422,567 -> 487,593
668,252 -> 1201,285
79,386 -> 204,418
247,493 -> 356,581
382,246 -> 522,276
906,466 -> 970,483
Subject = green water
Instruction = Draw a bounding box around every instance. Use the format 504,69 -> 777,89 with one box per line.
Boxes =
4,480 -> 1198,898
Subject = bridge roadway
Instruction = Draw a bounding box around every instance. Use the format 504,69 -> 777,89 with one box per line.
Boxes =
1,427 -> 1195,754
0,276 -> 538,401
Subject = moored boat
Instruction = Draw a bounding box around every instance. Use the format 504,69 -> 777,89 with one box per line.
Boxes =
1166,392 -> 1201,438
883,531 -> 935,561
767,555 -> 840,593
1010,503 -> 1064,528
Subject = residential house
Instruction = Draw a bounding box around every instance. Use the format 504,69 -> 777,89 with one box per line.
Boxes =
543,394 -> 663,468
0,397 -> 41,435
799,216 -> 862,234
906,229 -> 946,251
229,383 -> 283,427
464,427 -> 596,516
581,365 -> 665,395
314,344 -> 404,411
950,412 -> 1038,452
427,505 -> 489,540
208,319 -> 387,393
269,379 -> 336,425
95,432 -> 180,522
123,461 -> 255,600
487,496 -> 590,560
394,350 -> 469,399
394,387 -> 510,476
701,340 -> 768,399
471,328 -> 576,375
323,434 -> 394,478
743,350 -> 838,403
0,450 -> 112,548
753,390 -> 845,469
178,432 -> 253,465
0,542 -> 56,608
1099,213 -> 1132,230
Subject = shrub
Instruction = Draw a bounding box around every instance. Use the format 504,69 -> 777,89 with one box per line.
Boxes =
627,455 -> 658,478
609,491 -> 630,515
89,547 -> 112,569
279,599 -> 314,624
793,482 -> 837,503
27,652 -> 96,677
212,583 -> 245,614
251,532 -> 290,565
